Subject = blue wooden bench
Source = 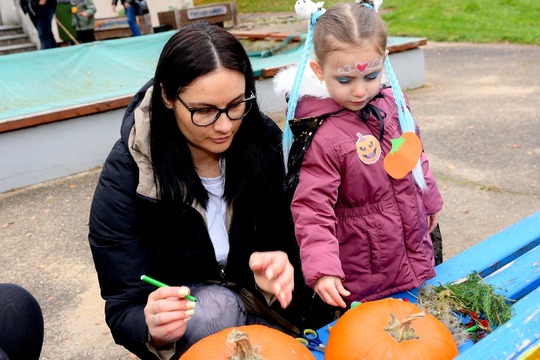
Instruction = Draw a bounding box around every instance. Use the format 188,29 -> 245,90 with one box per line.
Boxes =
310,210 -> 540,359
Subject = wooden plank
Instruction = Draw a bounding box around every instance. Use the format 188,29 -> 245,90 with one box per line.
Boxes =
388,37 -> 428,53
455,286 -> 540,359
230,31 -> 303,42
423,211 -> 540,286
0,97 -> 131,134
157,2 -> 237,29
483,244 -> 540,301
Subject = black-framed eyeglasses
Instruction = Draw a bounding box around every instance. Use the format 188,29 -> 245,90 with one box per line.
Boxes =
176,92 -> 256,127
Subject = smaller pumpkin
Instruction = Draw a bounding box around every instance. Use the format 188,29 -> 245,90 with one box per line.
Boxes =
179,324 -> 315,360
383,131 -> 422,179
325,298 -> 458,360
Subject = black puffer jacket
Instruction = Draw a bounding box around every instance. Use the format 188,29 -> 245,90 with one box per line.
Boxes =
88,81 -> 318,359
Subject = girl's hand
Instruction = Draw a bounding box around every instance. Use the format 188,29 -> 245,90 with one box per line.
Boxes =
314,276 -> 350,308
144,286 -> 196,348
249,251 -> 294,309
427,212 -> 439,233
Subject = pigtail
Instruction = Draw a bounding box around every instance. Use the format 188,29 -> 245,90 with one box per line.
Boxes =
360,0 -> 428,190
283,1 -> 326,170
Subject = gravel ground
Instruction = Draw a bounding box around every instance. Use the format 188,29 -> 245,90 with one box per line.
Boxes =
1,12 -> 539,360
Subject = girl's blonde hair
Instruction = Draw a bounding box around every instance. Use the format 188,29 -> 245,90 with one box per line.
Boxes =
313,1 -> 387,64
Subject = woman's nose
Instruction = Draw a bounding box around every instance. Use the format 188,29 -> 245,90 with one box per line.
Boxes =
213,112 -> 234,132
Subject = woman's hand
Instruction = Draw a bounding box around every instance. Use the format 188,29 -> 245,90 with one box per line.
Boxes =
314,275 -> 350,308
249,251 -> 294,309
143,286 -> 196,348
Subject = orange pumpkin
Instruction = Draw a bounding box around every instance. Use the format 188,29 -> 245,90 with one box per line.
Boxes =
383,132 -> 422,179
325,298 -> 458,360
179,324 -> 315,360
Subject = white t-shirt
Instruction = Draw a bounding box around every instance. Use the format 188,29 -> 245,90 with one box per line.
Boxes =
200,174 -> 229,266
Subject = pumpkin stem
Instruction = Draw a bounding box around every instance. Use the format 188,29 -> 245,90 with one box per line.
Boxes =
227,329 -> 263,360
383,311 -> 425,343
389,136 -> 405,155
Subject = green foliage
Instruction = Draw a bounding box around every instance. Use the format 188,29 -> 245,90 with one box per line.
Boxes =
195,0 -> 539,44
415,271 -> 515,344
440,271 -> 514,327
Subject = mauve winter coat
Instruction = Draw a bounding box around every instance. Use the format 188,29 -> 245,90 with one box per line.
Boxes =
274,66 -> 443,304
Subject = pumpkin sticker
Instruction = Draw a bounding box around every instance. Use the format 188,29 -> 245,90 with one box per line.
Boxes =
356,132 -> 381,165
384,132 -> 422,179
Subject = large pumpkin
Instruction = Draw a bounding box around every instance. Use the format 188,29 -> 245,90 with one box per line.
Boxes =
179,324 -> 315,360
325,298 -> 458,360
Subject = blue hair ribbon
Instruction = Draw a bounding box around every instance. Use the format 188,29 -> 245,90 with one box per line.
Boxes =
282,9 -> 325,168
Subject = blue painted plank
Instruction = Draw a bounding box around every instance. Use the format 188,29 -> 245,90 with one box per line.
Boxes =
455,286 -> 540,359
423,211 -> 540,286
483,245 -> 540,302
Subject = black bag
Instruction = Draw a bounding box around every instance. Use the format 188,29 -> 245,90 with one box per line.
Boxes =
133,0 -> 149,15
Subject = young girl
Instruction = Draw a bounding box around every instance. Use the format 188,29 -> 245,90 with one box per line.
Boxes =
274,0 -> 443,309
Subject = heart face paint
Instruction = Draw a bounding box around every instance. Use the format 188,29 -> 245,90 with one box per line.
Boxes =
338,58 -> 384,74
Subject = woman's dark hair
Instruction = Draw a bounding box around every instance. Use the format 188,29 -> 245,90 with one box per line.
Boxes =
149,21 -> 282,209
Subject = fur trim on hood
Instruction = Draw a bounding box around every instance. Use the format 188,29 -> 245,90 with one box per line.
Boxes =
273,64 -> 331,100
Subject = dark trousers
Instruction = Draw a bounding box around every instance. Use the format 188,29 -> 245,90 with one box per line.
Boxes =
0,284 -> 44,360
77,29 -> 95,43
34,4 -> 58,49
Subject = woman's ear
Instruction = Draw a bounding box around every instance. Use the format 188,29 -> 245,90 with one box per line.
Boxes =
309,59 -> 324,82
160,85 -> 174,109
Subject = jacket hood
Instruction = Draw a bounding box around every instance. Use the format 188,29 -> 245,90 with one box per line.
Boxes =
273,64 -> 343,119
118,80 -> 158,199
273,64 -> 331,100
273,62 -> 391,119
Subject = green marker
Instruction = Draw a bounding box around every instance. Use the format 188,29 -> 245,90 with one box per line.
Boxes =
140,274 -> 197,302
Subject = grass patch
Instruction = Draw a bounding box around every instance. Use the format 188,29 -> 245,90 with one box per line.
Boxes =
194,0 -> 539,45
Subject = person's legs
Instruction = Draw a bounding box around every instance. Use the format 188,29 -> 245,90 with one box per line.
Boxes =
36,5 -> 58,49
125,5 -> 141,36
0,283 -> 44,360
77,30 -> 95,43
175,284 -> 247,355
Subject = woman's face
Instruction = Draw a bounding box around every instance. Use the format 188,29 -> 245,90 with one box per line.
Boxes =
162,68 -> 247,161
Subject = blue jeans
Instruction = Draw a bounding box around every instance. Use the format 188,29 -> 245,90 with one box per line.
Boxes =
125,4 -> 141,36
35,4 -> 58,49
175,284 -> 285,356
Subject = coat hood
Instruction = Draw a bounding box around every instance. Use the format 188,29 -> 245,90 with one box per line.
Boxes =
273,63 -> 390,120
118,80 -> 158,200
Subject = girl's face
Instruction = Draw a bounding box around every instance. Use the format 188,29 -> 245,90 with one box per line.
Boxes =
310,43 -> 387,112
162,68 -> 247,162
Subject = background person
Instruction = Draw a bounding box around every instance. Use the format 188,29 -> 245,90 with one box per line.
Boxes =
111,0 -> 140,36
70,0 -> 96,43
20,0 -> 59,49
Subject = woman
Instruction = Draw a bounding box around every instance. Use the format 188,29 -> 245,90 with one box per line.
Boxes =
88,22 -> 316,359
